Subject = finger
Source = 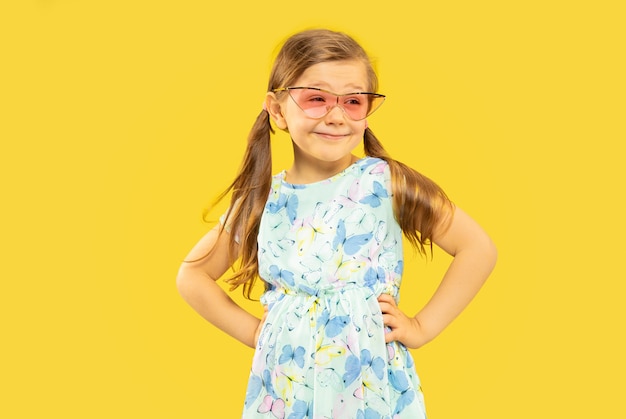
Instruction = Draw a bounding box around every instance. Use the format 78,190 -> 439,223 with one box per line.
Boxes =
260,306 -> 269,320
384,328 -> 396,343
377,294 -> 395,304
382,313 -> 397,328
378,301 -> 393,313
380,302 -> 401,317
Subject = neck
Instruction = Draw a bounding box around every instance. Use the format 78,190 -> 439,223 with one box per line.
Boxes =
286,153 -> 358,185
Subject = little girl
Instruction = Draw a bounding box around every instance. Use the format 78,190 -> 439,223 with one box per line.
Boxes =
177,29 -> 497,418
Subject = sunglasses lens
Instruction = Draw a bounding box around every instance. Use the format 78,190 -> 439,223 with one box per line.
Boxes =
340,94 -> 383,120
288,88 -> 384,120
363,95 -> 385,119
288,88 -> 335,118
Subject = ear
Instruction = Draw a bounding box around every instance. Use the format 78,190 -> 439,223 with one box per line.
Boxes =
265,92 -> 288,130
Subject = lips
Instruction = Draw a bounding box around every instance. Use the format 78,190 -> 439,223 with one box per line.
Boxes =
315,132 -> 349,139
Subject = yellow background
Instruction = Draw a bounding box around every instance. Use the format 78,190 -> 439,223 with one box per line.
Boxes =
1,1 -> 624,417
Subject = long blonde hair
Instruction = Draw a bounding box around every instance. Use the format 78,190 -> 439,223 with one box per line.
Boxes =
211,29 -> 452,299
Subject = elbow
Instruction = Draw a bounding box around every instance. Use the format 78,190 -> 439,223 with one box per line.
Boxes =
464,232 -> 497,275
176,263 -> 219,303
176,264 -> 194,301
484,236 -> 498,273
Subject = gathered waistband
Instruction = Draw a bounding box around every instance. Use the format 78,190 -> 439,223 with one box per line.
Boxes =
260,282 -> 398,311
271,283 -> 367,297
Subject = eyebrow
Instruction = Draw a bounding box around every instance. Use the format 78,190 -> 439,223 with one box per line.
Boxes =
305,82 -> 368,92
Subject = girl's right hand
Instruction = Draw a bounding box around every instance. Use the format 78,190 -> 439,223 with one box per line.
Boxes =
253,306 -> 268,347
378,294 -> 428,349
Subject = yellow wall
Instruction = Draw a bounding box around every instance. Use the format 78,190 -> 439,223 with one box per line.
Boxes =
1,1 -> 624,417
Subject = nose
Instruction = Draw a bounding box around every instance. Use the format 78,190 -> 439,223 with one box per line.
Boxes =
323,97 -> 346,123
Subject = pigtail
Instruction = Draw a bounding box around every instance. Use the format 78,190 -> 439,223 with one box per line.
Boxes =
210,109 -> 274,299
364,128 -> 453,255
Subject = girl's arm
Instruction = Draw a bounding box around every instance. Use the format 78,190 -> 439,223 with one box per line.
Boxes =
379,206 -> 497,349
176,225 -> 262,348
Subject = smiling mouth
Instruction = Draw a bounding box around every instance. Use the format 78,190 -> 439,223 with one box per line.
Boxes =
315,132 -> 349,139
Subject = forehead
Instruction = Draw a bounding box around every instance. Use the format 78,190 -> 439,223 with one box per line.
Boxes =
293,60 -> 369,92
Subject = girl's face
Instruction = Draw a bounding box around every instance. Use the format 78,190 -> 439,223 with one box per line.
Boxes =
267,60 -> 370,172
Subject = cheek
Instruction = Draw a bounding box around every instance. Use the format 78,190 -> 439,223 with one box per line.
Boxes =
347,132 -> 364,150
355,123 -> 367,139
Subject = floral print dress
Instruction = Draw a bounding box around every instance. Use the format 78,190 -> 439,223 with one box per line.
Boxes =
240,157 -> 426,419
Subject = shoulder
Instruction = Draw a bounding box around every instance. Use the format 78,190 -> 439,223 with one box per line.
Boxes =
350,157 -> 394,204
355,157 -> 392,186
271,171 -> 285,184
356,157 -> 389,176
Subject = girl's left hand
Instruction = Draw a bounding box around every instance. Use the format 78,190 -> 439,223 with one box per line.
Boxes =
378,294 -> 426,349
253,306 -> 268,347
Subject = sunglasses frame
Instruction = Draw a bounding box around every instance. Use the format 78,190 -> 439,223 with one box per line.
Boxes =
272,86 -> 386,121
